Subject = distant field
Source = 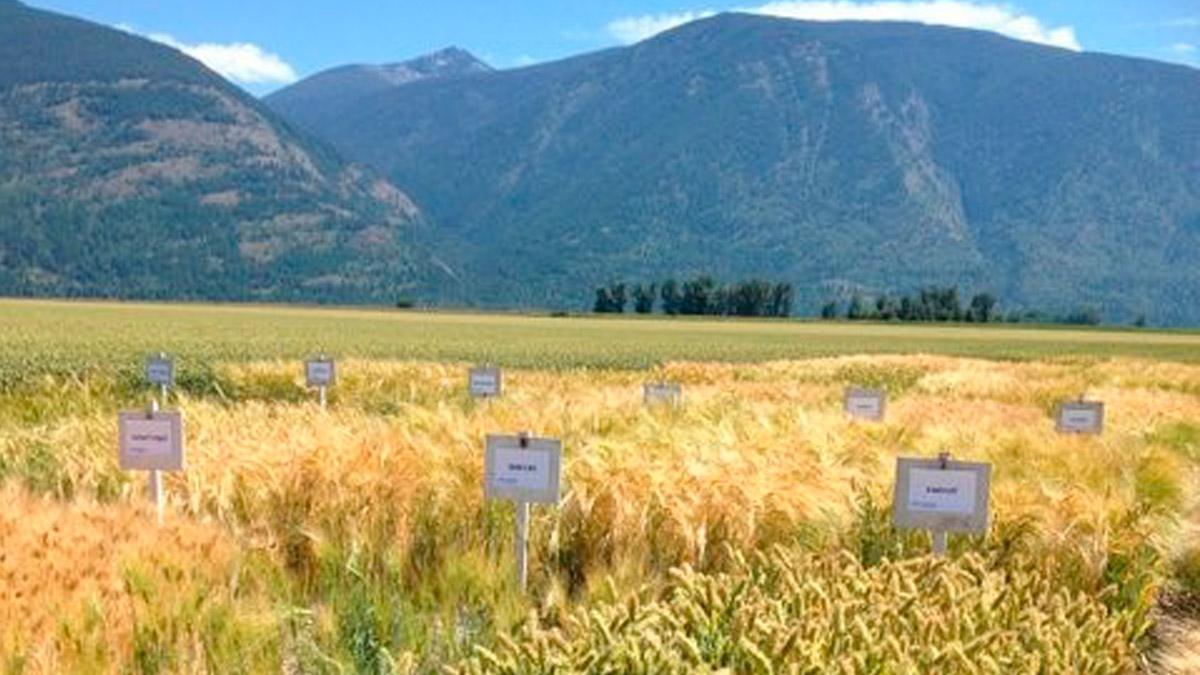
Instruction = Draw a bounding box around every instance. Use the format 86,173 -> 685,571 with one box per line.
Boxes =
2,299 -> 1199,386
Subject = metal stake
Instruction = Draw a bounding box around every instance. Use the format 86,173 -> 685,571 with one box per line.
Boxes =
319,385 -> 327,410
515,500 -> 530,591
146,399 -> 164,523
932,450 -> 951,557
148,469 -> 164,524
158,352 -> 170,404
515,430 -> 531,592
931,530 -> 947,557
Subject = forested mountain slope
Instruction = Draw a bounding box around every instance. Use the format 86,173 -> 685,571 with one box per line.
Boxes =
0,0 -> 433,303
270,13 -> 1200,322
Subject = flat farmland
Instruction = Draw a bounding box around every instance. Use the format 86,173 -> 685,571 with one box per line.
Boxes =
1,299 -> 1199,383
1,298 -> 1199,673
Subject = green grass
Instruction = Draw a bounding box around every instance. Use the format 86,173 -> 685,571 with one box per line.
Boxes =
2,298 -> 1198,388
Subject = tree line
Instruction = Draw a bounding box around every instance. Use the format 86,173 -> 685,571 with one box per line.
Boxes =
821,287 -> 999,322
820,286 -> 1103,325
592,280 -> 1113,326
595,277 -> 794,317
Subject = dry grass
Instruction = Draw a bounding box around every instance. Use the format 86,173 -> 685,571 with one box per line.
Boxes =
0,488 -> 241,671
1,355 -> 1198,671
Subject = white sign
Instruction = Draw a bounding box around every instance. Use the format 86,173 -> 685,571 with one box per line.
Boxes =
469,367 -> 502,398
306,358 -> 336,387
892,457 -> 990,534
644,382 -> 682,406
492,447 -> 550,491
844,387 -> 886,421
906,468 -> 976,515
484,434 -> 562,504
1056,401 -> 1104,434
146,356 -> 174,386
118,411 -> 184,471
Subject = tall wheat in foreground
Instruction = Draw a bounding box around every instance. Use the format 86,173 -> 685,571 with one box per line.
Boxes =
1,355 -> 1198,672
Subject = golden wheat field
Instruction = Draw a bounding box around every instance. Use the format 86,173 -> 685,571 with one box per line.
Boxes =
2,307 -> 1200,672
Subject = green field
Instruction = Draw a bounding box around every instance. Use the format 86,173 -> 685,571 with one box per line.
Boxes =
2,298 -> 1198,387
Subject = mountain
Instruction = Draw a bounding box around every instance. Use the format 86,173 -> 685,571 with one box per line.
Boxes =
265,47 -> 492,128
0,0 -> 432,303
266,13 -> 1200,324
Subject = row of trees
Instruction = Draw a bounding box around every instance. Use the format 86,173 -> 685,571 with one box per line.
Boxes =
593,280 -> 1112,326
820,286 -> 1104,325
821,287 -> 1000,323
595,277 -> 794,317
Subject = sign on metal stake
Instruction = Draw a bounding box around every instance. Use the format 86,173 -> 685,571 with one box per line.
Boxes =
469,366 -> 502,398
484,431 -> 562,591
844,387 -> 886,421
119,398 -> 184,524
892,452 -> 991,557
146,352 -> 174,404
1056,397 -> 1104,434
643,381 -> 682,407
306,355 -> 336,409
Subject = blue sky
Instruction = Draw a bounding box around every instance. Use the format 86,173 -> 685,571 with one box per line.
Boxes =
23,0 -> 1200,95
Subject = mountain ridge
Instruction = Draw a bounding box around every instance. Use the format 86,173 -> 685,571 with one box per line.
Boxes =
0,1 -> 436,303
266,12 -> 1200,323
3,7 -> 1198,322
265,46 -> 492,123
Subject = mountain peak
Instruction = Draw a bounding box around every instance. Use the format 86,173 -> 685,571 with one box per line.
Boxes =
372,46 -> 491,84
423,46 -> 489,67
265,46 -> 492,112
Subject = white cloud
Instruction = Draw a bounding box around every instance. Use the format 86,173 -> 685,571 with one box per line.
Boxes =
1169,42 -> 1196,54
1163,17 -> 1200,28
115,24 -> 297,85
608,10 -> 719,44
607,1 -> 1081,51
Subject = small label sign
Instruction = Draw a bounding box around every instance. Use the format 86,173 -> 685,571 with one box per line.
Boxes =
644,382 -> 682,407
118,411 -> 184,471
306,359 -> 336,387
893,457 -> 990,534
907,468 -> 977,515
469,367 -> 502,398
844,387 -> 886,421
492,448 -> 550,491
484,435 -> 562,504
146,356 -> 174,386
1056,401 -> 1104,434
